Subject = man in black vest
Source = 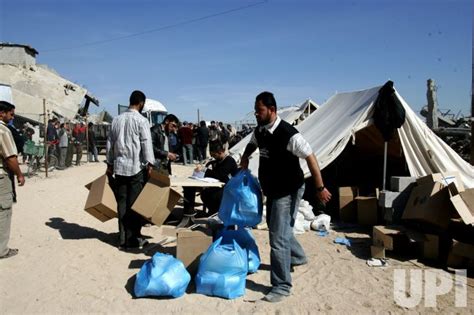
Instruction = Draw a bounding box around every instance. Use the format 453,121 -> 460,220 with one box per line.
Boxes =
241,91 -> 331,303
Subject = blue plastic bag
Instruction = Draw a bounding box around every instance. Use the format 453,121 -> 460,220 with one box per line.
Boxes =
215,227 -> 260,274
218,169 -> 263,227
134,253 -> 191,298
195,237 -> 248,299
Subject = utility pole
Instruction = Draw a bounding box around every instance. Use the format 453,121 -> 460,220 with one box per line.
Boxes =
197,108 -> 200,124
43,99 -> 49,178
471,66 -> 474,165
426,79 -> 438,129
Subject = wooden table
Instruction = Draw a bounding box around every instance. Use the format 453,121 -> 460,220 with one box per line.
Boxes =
169,176 -> 224,188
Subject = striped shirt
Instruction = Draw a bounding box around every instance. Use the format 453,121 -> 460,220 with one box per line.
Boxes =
248,116 -> 312,159
106,109 -> 154,176
0,121 -> 18,174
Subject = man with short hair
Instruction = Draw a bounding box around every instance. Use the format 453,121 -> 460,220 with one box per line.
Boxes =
0,84 -> 25,259
241,91 -> 331,303
196,120 -> 209,162
106,90 -> 155,250
150,114 -> 179,174
87,122 -> 99,162
179,139 -> 238,227
178,121 -> 193,165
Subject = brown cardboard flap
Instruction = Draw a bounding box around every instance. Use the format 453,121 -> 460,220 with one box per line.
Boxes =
356,196 -> 378,226
417,172 -> 465,192
132,172 -> 182,226
339,187 -> 358,223
84,174 -> 117,222
176,227 -> 213,275
450,188 -> 474,225
402,182 -> 455,229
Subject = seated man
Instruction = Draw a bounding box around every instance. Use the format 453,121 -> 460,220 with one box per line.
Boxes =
178,140 -> 238,227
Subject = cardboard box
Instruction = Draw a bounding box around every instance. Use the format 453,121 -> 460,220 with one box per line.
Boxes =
451,240 -> 474,260
177,227 -> 213,275
371,245 -> 385,259
84,174 -> 117,222
447,240 -> 474,268
450,188 -> 474,225
373,225 -> 400,250
372,225 -> 425,252
132,171 -> 182,226
160,225 -> 213,275
402,181 -> 455,229
356,196 -> 378,225
339,187 -> 357,222
416,172 -> 464,192
422,234 -> 439,260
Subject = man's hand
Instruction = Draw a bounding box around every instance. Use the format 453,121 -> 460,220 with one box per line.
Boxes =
146,164 -> 152,177
106,164 -> 114,176
17,174 -> 25,186
316,188 -> 332,204
168,152 -> 177,161
240,155 -> 249,169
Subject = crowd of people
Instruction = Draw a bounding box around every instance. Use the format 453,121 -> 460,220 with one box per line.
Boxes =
105,90 -> 331,303
169,120 -> 239,165
7,118 -> 101,171
1,85 -> 331,304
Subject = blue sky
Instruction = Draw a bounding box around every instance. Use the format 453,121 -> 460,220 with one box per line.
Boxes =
1,0 -> 471,123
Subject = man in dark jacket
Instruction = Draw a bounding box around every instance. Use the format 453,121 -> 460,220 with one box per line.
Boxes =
87,122 -> 99,162
196,120 -> 209,162
178,140 -> 238,227
150,114 -> 180,174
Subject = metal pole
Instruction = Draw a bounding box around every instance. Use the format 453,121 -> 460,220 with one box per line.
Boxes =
43,99 -> 48,178
382,141 -> 387,191
85,116 -> 89,164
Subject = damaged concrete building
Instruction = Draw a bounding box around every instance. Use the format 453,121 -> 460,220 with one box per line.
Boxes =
0,43 -> 99,124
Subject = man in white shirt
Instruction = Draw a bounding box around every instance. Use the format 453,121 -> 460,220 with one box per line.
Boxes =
106,90 -> 155,250
241,91 -> 331,302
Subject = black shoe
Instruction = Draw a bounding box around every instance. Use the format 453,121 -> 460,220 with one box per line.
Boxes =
0,248 -> 18,259
290,261 -> 307,272
262,292 -> 287,303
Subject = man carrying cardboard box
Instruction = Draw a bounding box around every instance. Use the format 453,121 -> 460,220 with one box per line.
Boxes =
106,90 -> 155,250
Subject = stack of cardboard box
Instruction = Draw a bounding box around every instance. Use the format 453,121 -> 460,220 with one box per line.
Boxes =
83,171 -> 213,275
371,173 -> 473,268
338,187 -> 379,226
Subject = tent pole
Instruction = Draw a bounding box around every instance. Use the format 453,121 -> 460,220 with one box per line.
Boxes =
383,141 -> 388,191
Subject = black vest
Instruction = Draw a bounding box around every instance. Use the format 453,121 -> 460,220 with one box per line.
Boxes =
255,120 -> 304,198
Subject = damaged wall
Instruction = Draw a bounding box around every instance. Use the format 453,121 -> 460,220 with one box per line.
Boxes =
0,63 -> 87,123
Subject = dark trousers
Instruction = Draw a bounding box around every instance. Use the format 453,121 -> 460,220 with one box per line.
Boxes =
198,145 -> 207,161
183,186 -> 223,216
115,170 -> 147,247
75,144 -> 83,165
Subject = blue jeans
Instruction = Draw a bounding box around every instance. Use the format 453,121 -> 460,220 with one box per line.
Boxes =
182,144 -> 193,165
266,184 -> 307,295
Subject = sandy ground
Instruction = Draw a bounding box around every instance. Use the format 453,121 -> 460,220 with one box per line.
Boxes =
1,157 -> 473,314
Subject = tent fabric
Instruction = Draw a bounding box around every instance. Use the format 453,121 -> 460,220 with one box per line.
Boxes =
231,85 -> 473,189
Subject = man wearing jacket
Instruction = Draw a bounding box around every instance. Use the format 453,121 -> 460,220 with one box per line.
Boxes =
150,114 -> 179,174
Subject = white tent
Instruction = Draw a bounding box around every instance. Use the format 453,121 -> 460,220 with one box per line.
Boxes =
238,85 -> 473,188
